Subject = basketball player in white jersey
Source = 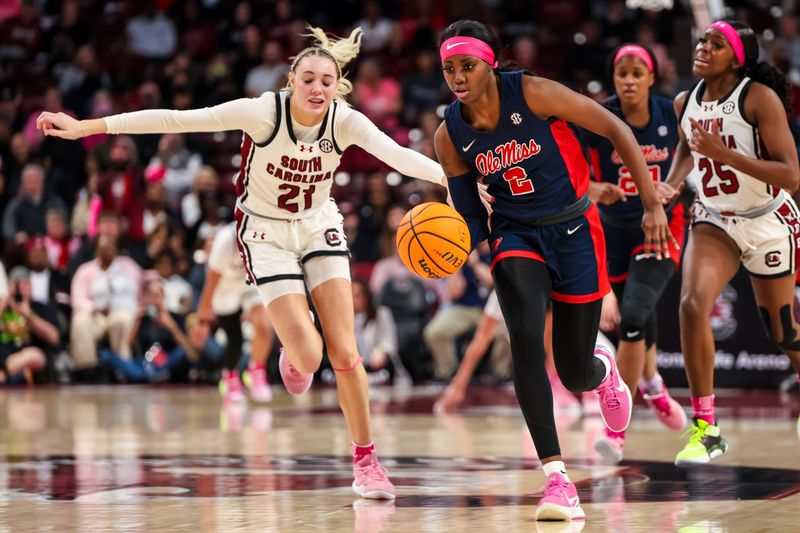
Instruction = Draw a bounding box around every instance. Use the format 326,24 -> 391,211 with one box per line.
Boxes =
659,21 -> 800,465
38,27 -> 450,499
196,222 -> 273,403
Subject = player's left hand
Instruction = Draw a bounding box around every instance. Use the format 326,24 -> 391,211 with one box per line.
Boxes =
688,117 -> 728,162
641,203 -> 679,260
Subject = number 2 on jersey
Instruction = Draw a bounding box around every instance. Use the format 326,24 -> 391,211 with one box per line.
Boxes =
278,184 -> 315,213
502,166 -> 534,195
698,157 -> 739,197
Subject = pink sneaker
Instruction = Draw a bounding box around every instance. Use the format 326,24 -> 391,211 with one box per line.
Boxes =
244,363 -> 273,403
594,428 -> 625,463
593,345 -> 632,432
535,471 -> 585,521
279,348 -> 313,395
642,387 -> 687,430
352,450 -> 396,500
219,369 -> 245,403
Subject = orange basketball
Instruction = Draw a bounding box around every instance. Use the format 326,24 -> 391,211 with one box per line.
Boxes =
396,202 -> 471,280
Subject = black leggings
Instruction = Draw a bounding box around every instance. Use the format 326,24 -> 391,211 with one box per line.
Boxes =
493,257 -> 606,459
217,310 -> 244,371
612,257 -> 674,349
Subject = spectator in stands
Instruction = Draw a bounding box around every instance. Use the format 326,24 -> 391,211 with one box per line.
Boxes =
100,278 -> 194,382
42,207 -> 80,273
96,135 -> 146,243
356,0 -> 396,54
0,1 -> 42,61
0,266 -> 59,384
219,1 -> 253,52
146,133 -> 203,210
25,235 -> 69,313
60,45 -> 112,120
153,249 -> 193,316
232,24 -> 263,93
126,1 -> 177,61
245,40 -> 289,98
141,178 -> 169,237
69,235 -> 142,372
70,155 -> 98,239
4,133 -> 32,199
23,87 -> 74,151
353,58 -> 403,133
43,0 -> 88,52
181,165 -> 219,229
2,163 -> 66,245
400,49 -> 449,125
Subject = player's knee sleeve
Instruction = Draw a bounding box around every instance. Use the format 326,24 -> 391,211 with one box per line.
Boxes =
645,312 -> 658,349
759,304 -> 800,350
619,281 -> 658,342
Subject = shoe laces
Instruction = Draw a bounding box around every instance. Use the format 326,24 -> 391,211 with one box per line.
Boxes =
596,381 -> 621,409
543,473 -> 570,496
681,422 -> 704,444
357,454 -> 388,482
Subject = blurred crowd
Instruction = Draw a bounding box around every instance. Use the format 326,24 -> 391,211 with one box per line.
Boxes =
1,0 -> 799,386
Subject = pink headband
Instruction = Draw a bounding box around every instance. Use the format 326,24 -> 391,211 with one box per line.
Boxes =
708,21 -> 745,67
614,45 -> 654,73
440,36 -> 498,69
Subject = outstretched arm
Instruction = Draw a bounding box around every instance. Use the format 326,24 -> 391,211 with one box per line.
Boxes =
340,110 -> 447,185
37,94 -> 276,140
523,76 -> 676,259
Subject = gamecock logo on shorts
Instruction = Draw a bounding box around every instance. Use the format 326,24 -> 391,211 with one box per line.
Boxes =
765,250 -> 782,268
319,139 -> 333,153
324,229 -> 341,247
710,285 -> 737,341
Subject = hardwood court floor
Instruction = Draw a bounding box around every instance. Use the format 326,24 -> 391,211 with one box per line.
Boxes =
0,384 -> 798,532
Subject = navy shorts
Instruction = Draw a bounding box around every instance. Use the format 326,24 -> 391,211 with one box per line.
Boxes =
603,203 -> 685,284
489,204 -> 610,303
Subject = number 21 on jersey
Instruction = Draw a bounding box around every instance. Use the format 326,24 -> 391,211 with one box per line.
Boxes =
617,165 -> 660,195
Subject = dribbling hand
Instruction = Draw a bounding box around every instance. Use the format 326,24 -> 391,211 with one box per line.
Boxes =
641,203 -> 680,260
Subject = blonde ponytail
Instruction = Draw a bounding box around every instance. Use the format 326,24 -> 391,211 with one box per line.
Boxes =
289,26 -> 362,102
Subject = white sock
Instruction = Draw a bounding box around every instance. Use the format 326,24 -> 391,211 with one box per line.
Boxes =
542,460 -> 569,481
594,350 -> 612,383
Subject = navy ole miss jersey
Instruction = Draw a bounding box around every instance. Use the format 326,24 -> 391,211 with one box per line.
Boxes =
582,95 -> 677,220
444,71 -> 590,223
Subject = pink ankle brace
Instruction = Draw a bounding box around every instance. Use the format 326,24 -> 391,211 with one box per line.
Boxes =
333,356 -> 363,373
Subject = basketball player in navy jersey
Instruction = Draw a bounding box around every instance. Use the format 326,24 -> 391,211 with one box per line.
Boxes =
38,27 -> 451,500
582,44 -> 687,464
435,20 -> 676,521
658,21 -> 800,465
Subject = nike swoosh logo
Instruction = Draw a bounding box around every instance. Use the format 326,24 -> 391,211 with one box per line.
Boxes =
446,42 -> 469,50
567,224 -> 583,235
567,495 -> 580,506
634,253 -> 648,261
462,139 -> 476,152
615,384 -> 626,393
626,330 -> 640,338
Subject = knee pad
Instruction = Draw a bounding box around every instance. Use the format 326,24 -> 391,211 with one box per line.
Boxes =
758,305 -> 800,350
619,282 -> 658,342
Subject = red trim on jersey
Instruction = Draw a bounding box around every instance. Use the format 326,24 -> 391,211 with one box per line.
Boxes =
235,135 -> 253,198
586,204 -> 610,298
490,250 -> 546,271
549,119 -> 591,196
608,273 -> 629,283
589,147 -> 602,182
551,289 -> 608,303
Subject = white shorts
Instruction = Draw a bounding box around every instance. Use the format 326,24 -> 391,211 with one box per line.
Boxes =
234,200 -> 351,305
691,196 -> 800,278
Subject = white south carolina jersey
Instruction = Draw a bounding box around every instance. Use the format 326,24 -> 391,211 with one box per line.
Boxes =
681,77 -> 781,214
235,91 -> 345,219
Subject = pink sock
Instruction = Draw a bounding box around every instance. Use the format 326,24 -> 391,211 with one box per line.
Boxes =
249,360 -> 265,370
691,395 -> 715,425
605,428 -> 625,439
352,442 -> 374,463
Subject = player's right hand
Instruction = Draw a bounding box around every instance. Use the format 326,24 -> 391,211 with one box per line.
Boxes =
588,181 -> 626,206
654,180 -> 683,204
36,111 -> 85,140
434,383 -> 466,414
